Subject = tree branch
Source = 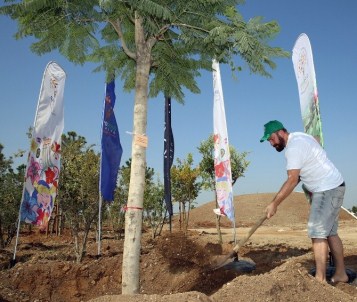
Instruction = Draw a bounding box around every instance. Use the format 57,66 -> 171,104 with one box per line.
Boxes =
108,18 -> 136,60
172,23 -> 210,33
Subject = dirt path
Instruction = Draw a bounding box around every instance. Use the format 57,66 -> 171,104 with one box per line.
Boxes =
194,220 -> 357,250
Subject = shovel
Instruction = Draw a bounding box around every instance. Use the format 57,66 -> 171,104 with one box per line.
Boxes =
210,214 -> 267,270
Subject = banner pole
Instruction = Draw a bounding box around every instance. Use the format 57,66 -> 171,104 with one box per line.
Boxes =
11,179 -> 28,266
97,82 -> 106,257
97,195 -> 103,256
232,207 -> 237,245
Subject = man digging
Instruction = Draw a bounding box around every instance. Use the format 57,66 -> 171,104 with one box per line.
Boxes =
260,120 -> 348,284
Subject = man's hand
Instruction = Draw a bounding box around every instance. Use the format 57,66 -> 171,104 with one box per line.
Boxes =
265,202 -> 277,219
265,169 -> 300,219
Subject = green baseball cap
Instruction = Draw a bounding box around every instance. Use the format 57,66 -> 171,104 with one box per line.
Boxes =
260,120 -> 285,142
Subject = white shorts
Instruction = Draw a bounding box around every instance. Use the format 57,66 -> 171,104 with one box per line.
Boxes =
307,184 -> 345,239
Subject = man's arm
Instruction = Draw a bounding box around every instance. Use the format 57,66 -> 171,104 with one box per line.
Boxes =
265,169 -> 300,219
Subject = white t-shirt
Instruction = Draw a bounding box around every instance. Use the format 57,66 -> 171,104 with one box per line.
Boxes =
285,132 -> 343,192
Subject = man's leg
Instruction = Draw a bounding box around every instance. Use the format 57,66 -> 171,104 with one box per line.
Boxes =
328,235 -> 348,283
312,238 -> 328,282
308,186 -> 346,282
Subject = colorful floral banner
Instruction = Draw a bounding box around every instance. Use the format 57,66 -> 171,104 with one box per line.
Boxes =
212,60 -> 235,221
21,61 -> 66,231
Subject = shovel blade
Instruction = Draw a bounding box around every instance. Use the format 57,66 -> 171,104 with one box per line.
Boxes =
209,250 -> 237,270
209,254 -> 256,273
222,258 -> 256,273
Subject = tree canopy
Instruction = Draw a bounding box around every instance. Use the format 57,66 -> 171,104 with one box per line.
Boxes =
1,0 -> 289,101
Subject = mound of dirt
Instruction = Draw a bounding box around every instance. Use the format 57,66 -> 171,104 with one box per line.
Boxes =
0,193 -> 356,302
186,192 -> 355,228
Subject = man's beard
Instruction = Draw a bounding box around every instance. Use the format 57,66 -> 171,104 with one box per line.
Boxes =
274,133 -> 286,152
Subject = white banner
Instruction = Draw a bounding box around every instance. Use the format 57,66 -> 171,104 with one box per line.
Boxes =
212,59 -> 234,221
20,61 -> 66,231
292,33 -> 324,146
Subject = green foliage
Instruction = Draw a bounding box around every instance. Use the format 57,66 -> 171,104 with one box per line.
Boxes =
112,158 -> 166,238
171,153 -> 201,205
109,159 -> 131,239
58,131 -> 100,262
113,159 -> 132,213
171,153 -> 201,232
230,147 -> 250,185
143,175 -> 165,239
0,0 -> 290,102
197,136 -> 216,191
0,144 -> 25,248
197,135 -> 250,191
351,206 -> 357,215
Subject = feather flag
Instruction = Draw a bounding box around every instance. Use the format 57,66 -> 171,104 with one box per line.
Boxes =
163,96 -> 174,216
212,60 -> 235,221
292,33 -> 324,147
20,61 -> 66,231
100,80 -> 123,201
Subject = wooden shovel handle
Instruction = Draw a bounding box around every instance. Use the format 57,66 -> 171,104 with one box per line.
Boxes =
232,214 -> 267,253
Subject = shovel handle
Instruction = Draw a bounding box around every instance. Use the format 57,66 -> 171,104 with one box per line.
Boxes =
232,214 -> 267,253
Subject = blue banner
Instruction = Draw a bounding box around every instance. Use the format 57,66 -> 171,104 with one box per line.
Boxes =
100,80 -> 123,201
163,96 -> 174,215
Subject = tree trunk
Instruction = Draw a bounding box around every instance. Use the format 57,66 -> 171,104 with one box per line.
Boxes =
122,13 -> 153,295
182,202 -> 187,234
155,214 -> 165,238
79,213 -> 97,263
77,225 -> 89,263
185,202 -> 192,234
58,207 -> 63,236
72,221 -> 80,262
179,202 -> 182,231
0,218 -> 4,248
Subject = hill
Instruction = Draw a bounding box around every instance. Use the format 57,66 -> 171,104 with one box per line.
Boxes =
187,192 -> 355,228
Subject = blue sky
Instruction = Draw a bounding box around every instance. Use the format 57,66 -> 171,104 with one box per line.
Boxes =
1,0 -> 357,210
